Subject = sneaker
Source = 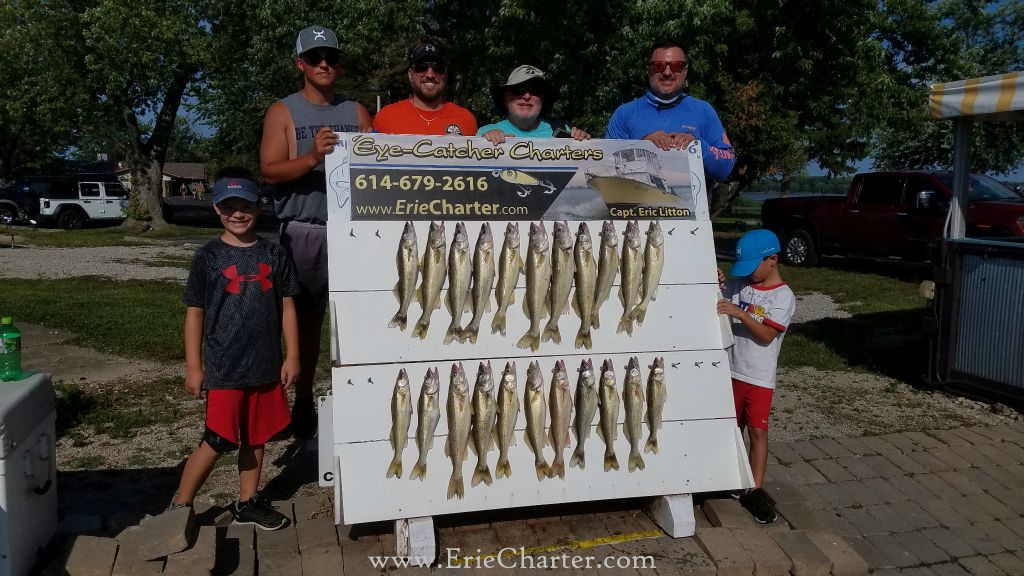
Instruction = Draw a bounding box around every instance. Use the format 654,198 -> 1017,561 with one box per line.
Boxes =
232,496 -> 290,530
728,490 -> 744,500
739,488 -> 778,524
290,396 -> 318,440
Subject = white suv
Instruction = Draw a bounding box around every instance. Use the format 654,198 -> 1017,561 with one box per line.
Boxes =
35,175 -> 129,229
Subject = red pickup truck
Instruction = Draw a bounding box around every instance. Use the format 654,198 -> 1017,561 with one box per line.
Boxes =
760,171 -> 1024,266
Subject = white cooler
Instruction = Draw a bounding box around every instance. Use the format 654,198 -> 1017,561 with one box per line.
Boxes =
0,373 -> 57,576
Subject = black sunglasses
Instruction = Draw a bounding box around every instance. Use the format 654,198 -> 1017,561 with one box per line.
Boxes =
507,83 -> 543,97
301,49 -> 341,67
411,61 -> 447,75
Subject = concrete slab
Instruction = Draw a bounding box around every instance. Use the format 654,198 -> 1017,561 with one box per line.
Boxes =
948,444 -> 999,468
835,507 -> 886,537
914,473 -> 965,501
835,436 -> 875,457
654,536 -> 716,576
921,526 -> 980,558
774,502 -> 831,534
788,440 -> 829,461
296,517 -> 338,551
965,493 -> 1017,521
843,535 -> 893,570
805,532 -> 869,576
928,446 -> 974,470
769,530 -> 831,576
929,562 -> 972,576
974,520 -> 1024,552
864,533 -> 920,568
257,524 -> 299,553
886,475 -> 940,502
887,500 -> 941,530
258,549 -> 301,575
810,437 -> 854,458
907,450 -> 952,473
808,458 -> 855,483
879,432 -> 918,454
863,503 -> 914,533
58,535 -> 118,576
211,525 -> 256,576
768,442 -> 803,465
340,534 -> 384,576
117,505 -> 194,560
891,530 -> 951,565
731,527 -> 792,576
860,455 -> 903,478
918,498 -> 974,528
904,431 -> 945,450
884,452 -> 928,474
948,525 -> 1005,555
859,436 -> 902,456
781,461 -> 828,485
944,494 -> 996,524
957,555 -> 1007,576
299,545 -> 344,576
836,455 -> 879,480
988,551 -> 1024,575
703,498 -> 758,529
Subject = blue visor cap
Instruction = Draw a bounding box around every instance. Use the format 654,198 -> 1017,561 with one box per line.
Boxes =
212,178 -> 260,204
730,229 -> 781,277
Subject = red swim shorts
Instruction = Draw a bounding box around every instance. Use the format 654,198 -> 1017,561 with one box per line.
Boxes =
732,378 -> 774,431
204,381 -> 291,451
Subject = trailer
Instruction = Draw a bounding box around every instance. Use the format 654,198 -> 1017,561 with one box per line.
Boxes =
925,72 -> 1024,405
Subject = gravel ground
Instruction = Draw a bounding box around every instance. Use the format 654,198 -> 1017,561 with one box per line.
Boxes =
8,243 -> 1018,534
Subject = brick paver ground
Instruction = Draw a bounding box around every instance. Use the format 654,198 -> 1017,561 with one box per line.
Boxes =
36,422 -> 1024,575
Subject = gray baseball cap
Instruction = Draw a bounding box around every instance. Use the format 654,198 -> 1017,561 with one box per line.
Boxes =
295,26 -> 339,55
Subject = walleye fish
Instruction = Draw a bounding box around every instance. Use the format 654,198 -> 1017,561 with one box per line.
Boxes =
389,222 -> 419,331
622,356 -> 646,472
470,362 -> 498,487
593,221 -> 619,330
517,223 -> 551,352
523,360 -> 551,480
412,222 -> 447,339
491,223 -> 523,336
463,223 -> 495,344
410,367 -> 441,481
386,368 -> 413,479
446,362 -> 473,499
645,357 -> 667,454
629,221 -> 665,325
444,222 -> 473,344
569,359 -> 598,470
572,223 -> 598,349
548,360 -> 573,479
597,359 -> 620,471
542,221 -> 575,345
617,220 -> 643,336
494,362 -> 520,479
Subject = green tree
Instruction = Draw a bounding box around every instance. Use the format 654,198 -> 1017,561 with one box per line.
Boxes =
873,0 -> 1024,172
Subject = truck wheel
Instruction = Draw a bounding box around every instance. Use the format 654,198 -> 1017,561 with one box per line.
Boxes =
782,230 -> 818,266
58,209 -> 87,230
0,204 -> 15,225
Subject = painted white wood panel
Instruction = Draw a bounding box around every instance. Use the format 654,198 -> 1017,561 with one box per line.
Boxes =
326,220 -> 718,293
334,418 -> 745,524
331,350 -> 733,443
330,284 -> 728,365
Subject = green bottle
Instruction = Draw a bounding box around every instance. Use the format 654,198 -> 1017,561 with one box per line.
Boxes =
0,316 -> 22,381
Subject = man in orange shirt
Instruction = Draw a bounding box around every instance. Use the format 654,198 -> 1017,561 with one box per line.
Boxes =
373,38 -> 477,136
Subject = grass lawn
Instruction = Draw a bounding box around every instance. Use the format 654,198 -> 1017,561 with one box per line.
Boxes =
1,224 -> 222,247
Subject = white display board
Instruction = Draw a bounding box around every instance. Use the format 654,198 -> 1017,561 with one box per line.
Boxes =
325,134 -> 751,525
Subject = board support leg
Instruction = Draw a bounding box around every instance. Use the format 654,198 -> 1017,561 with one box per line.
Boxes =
395,516 -> 436,566
646,494 -> 695,538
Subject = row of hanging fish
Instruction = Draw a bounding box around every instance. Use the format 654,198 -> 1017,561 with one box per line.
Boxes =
389,220 -> 666,350
386,357 -> 668,500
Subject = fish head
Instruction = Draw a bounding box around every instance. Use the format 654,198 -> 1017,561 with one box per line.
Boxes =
397,368 -> 410,388
476,361 -> 494,392
649,356 -> 665,379
477,222 -> 493,251
624,220 -> 642,248
501,362 -> 517,391
504,222 -> 521,249
552,221 -> 572,251
526,361 -> 543,390
600,221 -> 619,248
646,221 -> 664,247
451,362 -> 468,392
453,221 -> 469,247
552,359 -> 568,384
423,368 -> 440,394
600,361 -> 616,388
627,356 -> 640,378
401,221 -> 417,246
529,222 -> 549,252
577,359 -> 593,381
575,222 -> 593,249
427,221 -> 446,248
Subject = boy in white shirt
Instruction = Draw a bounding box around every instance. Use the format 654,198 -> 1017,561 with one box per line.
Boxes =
717,229 -> 796,523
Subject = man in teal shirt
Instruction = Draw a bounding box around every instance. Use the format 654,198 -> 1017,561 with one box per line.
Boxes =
478,65 -> 590,143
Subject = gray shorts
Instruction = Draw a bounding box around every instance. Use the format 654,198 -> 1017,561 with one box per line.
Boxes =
280,221 -> 328,307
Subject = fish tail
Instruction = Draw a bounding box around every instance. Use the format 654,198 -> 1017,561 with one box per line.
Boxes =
472,465 -> 493,487
495,457 -> 512,479
604,452 -> 619,472
569,448 -> 585,470
410,460 -> 427,481
616,315 -> 632,335
443,323 -> 461,345
411,319 -> 430,340
645,435 -> 658,455
629,303 -> 647,325
388,312 -> 407,331
516,330 -> 540,351
628,451 -> 645,472
461,326 -> 479,344
535,461 -> 551,481
542,323 -> 561,345
447,476 -> 465,500
386,458 -> 402,479
490,311 -> 506,336
575,328 -> 592,350
550,458 -> 565,479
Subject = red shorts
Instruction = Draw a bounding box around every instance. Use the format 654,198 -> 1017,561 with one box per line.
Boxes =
732,378 -> 774,430
204,382 -> 290,451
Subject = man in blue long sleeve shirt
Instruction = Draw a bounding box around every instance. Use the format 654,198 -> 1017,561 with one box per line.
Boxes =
606,39 -> 736,182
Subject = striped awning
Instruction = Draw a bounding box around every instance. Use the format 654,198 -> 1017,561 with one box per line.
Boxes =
929,72 -> 1024,122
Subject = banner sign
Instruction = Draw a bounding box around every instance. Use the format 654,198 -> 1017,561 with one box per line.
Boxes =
330,135 -> 701,222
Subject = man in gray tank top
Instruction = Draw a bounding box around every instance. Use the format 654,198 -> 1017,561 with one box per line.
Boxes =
260,25 -> 372,439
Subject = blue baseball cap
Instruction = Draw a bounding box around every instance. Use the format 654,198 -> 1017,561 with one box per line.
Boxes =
211,178 -> 259,204
730,229 -> 780,277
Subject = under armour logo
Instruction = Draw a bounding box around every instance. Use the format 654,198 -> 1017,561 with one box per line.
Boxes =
423,44 -> 437,52
223,264 -> 273,294
313,29 -> 326,40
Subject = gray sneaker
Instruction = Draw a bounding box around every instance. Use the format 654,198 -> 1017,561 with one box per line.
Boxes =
232,496 -> 290,531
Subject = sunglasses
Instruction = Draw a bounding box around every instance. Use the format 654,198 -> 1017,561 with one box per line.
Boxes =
649,60 -> 687,74
507,83 -> 543,97
301,49 -> 341,67
411,61 -> 447,75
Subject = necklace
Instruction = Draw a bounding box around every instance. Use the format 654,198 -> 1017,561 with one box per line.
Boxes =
412,101 -> 444,125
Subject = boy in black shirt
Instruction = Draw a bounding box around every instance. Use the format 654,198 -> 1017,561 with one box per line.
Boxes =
170,173 -> 300,530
